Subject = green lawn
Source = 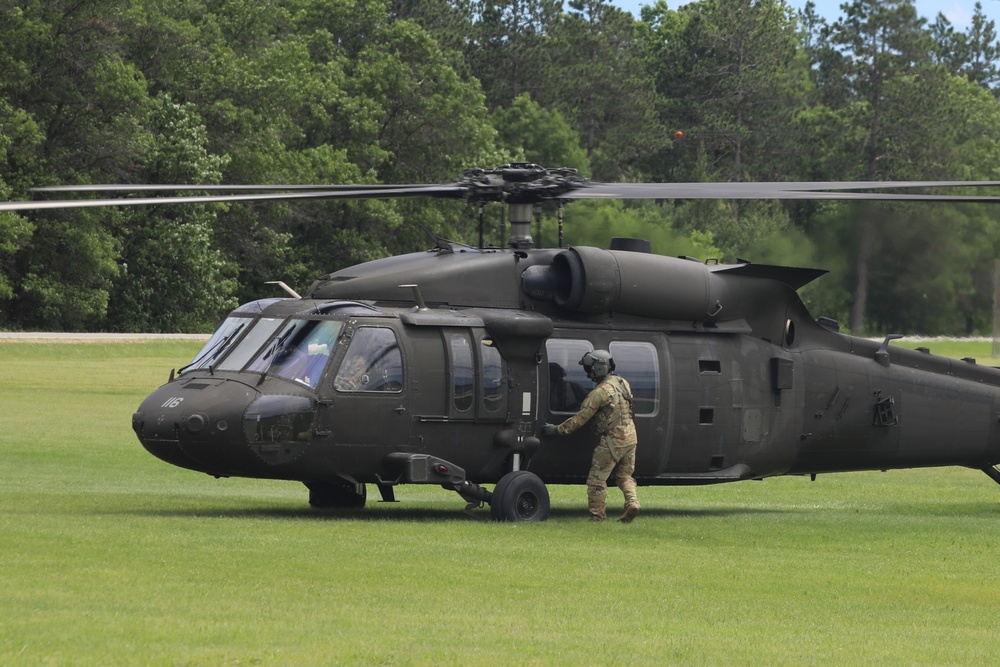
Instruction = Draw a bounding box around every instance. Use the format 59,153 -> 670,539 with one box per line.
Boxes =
3,341 -> 1000,665
894,337 -> 996,361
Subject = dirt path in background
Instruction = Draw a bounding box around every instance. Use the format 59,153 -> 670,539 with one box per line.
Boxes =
0,332 -> 209,342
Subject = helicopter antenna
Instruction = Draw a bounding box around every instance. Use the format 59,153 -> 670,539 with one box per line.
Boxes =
266,280 -> 302,299
399,284 -> 428,310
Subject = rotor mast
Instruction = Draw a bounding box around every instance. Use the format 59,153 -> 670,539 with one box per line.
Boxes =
456,164 -> 587,250
507,203 -> 534,250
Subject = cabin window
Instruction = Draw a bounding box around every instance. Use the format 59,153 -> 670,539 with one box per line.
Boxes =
481,338 -> 503,412
609,341 -> 659,416
334,327 -> 404,393
450,333 -> 474,412
216,317 -> 285,371
545,339 -> 594,413
245,319 -> 343,389
698,359 -> 722,374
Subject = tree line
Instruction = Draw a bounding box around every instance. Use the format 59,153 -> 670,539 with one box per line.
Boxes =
1,0 -> 999,334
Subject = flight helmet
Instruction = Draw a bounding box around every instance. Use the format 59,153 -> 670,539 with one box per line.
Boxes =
580,349 -> 615,380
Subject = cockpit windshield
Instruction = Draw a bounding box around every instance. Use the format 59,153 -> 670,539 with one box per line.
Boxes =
182,298 -> 289,374
216,317 -> 285,371
181,315 -> 250,373
247,319 -> 344,388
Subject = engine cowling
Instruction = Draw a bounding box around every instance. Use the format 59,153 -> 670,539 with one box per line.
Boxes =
546,246 -> 729,322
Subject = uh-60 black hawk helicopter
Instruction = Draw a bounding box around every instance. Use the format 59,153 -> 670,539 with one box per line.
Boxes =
7,163 -> 1000,521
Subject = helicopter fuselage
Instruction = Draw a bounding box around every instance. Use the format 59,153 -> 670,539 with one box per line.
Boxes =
132,243 -> 1000,512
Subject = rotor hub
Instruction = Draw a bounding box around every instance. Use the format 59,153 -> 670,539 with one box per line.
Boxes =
457,163 -> 587,205
455,164 -> 588,249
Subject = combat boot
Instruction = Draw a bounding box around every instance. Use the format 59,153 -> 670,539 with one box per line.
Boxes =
588,496 -> 607,521
619,502 -> 640,523
587,485 -> 607,521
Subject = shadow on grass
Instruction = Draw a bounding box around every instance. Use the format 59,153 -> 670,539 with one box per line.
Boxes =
106,503 -> 795,523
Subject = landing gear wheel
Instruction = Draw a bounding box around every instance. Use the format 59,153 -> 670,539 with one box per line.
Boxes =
305,481 -> 367,509
490,471 -> 550,522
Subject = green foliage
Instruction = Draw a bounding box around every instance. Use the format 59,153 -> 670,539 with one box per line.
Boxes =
465,0 -> 563,109
107,96 -> 238,333
863,203 -> 1000,334
17,216 -> 121,331
799,0 -> 1000,332
0,103 -> 39,308
754,203 -> 857,324
548,199 -> 723,258
549,0 -> 663,181
638,0 -> 808,262
2,0 -> 1000,333
641,0 -> 810,183
490,93 -> 590,174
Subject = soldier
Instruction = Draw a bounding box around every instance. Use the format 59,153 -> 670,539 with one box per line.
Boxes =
542,350 -> 640,523
334,354 -> 370,391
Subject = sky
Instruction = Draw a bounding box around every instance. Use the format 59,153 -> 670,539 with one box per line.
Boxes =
607,0 -> 1000,30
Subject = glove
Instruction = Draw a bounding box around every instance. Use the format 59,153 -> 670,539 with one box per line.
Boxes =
541,423 -> 560,437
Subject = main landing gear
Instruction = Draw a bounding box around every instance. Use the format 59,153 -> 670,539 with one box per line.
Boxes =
490,470 -> 550,522
307,455 -> 552,520
381,452 -> 552,521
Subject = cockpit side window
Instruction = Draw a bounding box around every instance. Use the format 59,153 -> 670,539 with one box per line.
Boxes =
246,319 -> 343,389
334,327 -> 404,393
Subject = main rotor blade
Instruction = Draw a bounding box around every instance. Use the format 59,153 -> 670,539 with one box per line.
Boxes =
0,185 -> 466,212
31,183 -> 436,193
9,174 -> 1000,212
560,181 -> 1000,201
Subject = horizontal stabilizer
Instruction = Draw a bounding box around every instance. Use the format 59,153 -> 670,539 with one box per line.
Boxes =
713,263 -> 828,290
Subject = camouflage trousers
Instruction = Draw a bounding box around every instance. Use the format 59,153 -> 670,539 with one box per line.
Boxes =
586,436 -> 639,520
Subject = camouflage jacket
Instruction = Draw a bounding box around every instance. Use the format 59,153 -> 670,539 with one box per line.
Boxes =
556,374 -> 637,445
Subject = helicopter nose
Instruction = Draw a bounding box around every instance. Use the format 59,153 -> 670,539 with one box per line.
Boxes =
132,377 -> 263,476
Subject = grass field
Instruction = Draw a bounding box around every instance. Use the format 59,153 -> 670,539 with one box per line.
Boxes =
4,340 -> 1000,665
892,337 -> 995,360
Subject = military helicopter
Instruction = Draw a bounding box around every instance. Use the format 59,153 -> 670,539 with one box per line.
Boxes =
7,163 -> 1000,521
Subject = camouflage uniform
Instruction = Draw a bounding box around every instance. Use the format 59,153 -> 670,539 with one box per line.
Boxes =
555,374 -> 640,520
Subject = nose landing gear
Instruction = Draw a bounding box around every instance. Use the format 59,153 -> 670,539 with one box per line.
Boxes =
305,481 -> 367,509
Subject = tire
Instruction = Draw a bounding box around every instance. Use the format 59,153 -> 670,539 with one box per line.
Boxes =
490,471 -> 550,522
305,481 -> 367,509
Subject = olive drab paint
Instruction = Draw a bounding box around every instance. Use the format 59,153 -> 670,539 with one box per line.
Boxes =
132,241 -> 1000,521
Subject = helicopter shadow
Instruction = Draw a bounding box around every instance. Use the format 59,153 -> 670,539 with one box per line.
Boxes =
112,503 -> 793,523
